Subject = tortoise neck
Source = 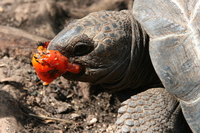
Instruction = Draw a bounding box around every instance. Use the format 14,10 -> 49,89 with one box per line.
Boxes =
100,11 -> 161,93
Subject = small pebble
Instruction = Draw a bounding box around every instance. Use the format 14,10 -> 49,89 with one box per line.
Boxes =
70,113 -> 81,119
53,130 -> 63,133
56,103 -> 72,113
89,118 -> 97,125
86,115 -> 98,125
0,6 -> 4,13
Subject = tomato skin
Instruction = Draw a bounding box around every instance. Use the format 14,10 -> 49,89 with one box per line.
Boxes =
32,42 -> 81,85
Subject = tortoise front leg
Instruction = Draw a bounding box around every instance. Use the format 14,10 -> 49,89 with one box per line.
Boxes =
115,88 -> 191,133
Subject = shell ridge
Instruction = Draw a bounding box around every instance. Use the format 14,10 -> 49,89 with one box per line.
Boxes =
170,0 -> 189,21
180,91 -> 200,105
151,32 -> 189,41
188,0 -> 200,23
171,0 -> 200,46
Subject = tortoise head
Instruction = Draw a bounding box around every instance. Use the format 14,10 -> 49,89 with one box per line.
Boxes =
48,10 -> 159,91
48,11 -> 132,85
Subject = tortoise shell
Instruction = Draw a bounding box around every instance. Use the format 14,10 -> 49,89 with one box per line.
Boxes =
133,0 -> 200,132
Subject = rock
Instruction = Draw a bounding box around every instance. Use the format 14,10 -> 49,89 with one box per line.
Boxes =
53,130 -> 63,133
0,90 -> 25,132
0,6 -> 4,13
70,113 -> 81,120
53,100 -> 72,113
86,115 -> 98,125
1,85 -> 22,100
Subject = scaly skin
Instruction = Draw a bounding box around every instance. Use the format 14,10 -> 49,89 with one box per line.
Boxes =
116,88 -> 191,133
48,10 -> 159,92
48,11 -> 191,132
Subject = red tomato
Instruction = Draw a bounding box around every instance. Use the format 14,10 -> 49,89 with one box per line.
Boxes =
32,42 -> 81,85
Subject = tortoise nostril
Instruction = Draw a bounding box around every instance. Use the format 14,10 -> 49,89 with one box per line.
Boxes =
74,42 -> 94,56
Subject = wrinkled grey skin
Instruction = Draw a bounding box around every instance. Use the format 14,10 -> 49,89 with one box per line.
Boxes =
48,10 -> 192,132
48,11 -> 159,93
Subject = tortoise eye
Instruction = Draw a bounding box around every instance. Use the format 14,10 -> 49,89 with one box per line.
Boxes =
74,42 -> 94,56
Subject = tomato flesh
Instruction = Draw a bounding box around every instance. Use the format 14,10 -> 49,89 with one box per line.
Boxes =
32,42 -> 81,85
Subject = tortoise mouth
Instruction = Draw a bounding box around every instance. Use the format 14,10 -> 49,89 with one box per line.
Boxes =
62,66 -> 86,81
62,65 -> 109,83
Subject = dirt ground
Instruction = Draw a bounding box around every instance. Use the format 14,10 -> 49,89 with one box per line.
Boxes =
0,0 -> 133,132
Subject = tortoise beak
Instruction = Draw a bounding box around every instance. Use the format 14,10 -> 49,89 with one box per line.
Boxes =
47,26 -> 83,52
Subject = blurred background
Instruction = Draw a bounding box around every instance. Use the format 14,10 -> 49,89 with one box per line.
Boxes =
0,0 -> 133,39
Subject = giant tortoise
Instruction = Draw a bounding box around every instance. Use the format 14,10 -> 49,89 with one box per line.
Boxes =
42,0 -> 200,132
